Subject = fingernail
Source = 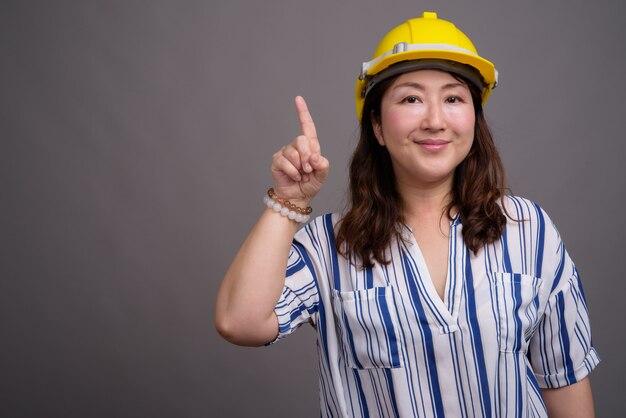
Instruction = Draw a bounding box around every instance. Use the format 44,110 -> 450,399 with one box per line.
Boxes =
304,163 -> 312,172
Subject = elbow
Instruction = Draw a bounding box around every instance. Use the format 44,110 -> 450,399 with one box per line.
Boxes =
214,311 -> 239,344
214,313 -> 275,347
214,315 -> 241,345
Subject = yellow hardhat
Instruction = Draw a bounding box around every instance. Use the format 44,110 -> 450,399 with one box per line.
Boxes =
355,11 -> 498,121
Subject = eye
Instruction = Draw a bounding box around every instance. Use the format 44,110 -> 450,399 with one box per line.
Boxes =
401,96 -> 420,104
445,95 -> 465,104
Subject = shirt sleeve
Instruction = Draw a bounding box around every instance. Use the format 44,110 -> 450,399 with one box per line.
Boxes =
268,224 -> 322,345
528,211 -> 601,388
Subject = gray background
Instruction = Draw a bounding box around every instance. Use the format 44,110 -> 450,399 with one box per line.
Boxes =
2,1 -> 625,417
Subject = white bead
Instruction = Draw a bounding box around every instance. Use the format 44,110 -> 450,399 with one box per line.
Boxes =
263,192 -> 311,223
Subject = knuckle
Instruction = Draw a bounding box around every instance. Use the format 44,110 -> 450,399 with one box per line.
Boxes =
273,146 -> 287,158
294,135 -> 307,146
284,147 -> 299,160
295,136 -> 311,152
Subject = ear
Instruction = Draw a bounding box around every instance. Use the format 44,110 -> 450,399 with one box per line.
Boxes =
371,113 -> 385,146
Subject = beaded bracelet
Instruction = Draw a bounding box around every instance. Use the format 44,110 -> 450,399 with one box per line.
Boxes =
263,188 -> 312,223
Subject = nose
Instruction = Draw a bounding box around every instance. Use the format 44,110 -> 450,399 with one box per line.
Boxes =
420,102 -> 445,131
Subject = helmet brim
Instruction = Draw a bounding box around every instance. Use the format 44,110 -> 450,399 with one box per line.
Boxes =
356,50 -> 498,121
364,59 -> 487,100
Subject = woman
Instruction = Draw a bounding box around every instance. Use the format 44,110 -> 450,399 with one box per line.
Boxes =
215,12 -> 599,417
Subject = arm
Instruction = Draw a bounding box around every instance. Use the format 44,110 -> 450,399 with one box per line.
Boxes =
214,96 -> 329,347
526,208 -> 600,416
541,377 -> 595,418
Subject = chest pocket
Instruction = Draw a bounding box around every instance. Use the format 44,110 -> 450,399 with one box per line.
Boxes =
331,286 -> 403,369
490,272 -> 543,353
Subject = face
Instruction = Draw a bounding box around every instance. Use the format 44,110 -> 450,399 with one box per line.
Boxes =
372,69 -> 475,190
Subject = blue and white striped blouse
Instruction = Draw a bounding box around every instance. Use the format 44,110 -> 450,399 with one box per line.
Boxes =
273,196 -> 599,417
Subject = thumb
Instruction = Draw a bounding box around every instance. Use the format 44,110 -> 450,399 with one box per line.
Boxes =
310,153 -> 329,177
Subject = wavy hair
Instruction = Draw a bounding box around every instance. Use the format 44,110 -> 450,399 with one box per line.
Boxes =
335,72 -> 508,268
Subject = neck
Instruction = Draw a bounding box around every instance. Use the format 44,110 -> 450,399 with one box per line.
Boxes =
396,177 -> 454,226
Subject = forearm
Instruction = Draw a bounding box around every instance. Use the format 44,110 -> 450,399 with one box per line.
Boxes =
541,377 -> 595,418
215,208 -> 301,346
216,95 -> 327,347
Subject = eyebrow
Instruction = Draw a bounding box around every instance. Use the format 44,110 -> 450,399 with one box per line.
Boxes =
392,81 -> 467,91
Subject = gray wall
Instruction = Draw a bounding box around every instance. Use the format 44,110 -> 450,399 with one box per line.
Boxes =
2,1 -> 624,417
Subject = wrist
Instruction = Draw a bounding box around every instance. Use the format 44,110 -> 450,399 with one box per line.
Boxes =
283,198 -> 312,208
264,188 -> 312,223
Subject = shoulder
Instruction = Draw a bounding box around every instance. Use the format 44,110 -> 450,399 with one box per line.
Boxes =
501,195 -> 541,216
290,213 -> 346,272
293,212 -> 341,247
500,195 -> 563,246
300,212 -> 341,233
500,195 -> 556,226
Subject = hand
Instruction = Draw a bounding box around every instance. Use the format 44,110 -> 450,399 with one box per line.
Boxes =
271,96 -> 329,207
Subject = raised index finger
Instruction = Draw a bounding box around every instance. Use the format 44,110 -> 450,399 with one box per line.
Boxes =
295,96 -> 318,143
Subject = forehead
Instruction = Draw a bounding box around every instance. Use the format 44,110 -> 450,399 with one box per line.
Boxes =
390,69 -> 470,90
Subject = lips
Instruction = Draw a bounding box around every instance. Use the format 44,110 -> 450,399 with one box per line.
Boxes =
414,139 -> 450,151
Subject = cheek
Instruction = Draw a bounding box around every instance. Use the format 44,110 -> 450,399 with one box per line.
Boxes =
451,110 -> 475,138
381,108 -> 413,136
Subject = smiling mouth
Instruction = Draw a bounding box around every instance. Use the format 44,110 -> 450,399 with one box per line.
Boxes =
414,139 -> 450,151
414,139 -> 449,145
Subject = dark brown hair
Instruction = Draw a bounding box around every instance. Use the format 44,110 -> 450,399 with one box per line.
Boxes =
335,72 -> 507,268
